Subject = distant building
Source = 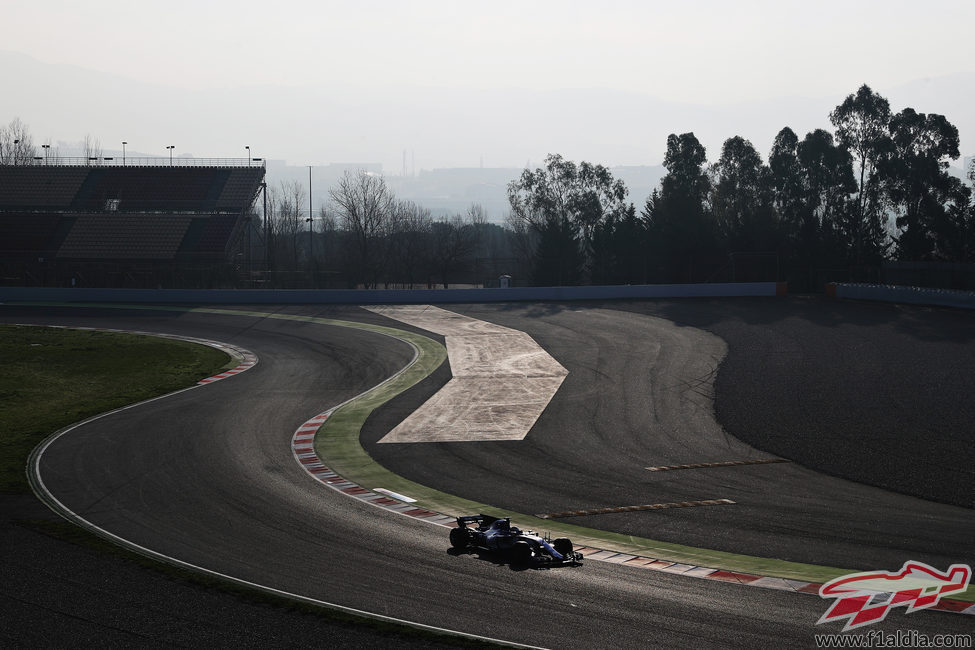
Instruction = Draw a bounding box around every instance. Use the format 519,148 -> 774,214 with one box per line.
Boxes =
389,167 -> 521,222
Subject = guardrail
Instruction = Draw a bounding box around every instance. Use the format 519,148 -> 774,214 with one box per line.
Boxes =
1,157 -> 265,168
831,283 -> 975,310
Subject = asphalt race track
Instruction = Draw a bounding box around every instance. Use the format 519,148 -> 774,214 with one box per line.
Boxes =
2,299 -> 973,647
366,298 -> 974,572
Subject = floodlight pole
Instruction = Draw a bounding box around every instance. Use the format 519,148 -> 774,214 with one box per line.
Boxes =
262,182 -> 269,278
122,141 -> 127,166
307,165 -> 313,278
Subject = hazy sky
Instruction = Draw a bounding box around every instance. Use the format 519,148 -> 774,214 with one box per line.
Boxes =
4,0 -> 974,170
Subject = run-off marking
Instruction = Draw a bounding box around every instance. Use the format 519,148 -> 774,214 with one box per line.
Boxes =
536,499 -> 736,520
363,305 -> 567,443
646,459 -> 790,472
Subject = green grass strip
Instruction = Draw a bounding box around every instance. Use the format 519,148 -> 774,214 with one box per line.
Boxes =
0,323 -> 231,494
16,301 -> 973,602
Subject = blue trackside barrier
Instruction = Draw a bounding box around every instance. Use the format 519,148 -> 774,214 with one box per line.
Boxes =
0,282 -> 780,305
834,283 -> 975,310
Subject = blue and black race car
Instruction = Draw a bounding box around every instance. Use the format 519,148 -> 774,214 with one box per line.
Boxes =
449,514 -> 583,566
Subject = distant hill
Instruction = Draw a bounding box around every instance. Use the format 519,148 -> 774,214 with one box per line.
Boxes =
2,49 -> 971,200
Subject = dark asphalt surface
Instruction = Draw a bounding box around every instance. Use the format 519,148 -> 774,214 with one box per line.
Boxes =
364,298 -> 974,573
2,300 -> 973,647
0,498 -> 462,649
619,296 -> 974,509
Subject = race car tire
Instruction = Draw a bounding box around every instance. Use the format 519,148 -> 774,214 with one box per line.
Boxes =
449,526 -> 471,549
511,540 -> 533,564
553,538 -> 573,556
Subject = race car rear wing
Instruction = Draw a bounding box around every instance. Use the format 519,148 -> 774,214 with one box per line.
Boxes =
455,514 -> 506,529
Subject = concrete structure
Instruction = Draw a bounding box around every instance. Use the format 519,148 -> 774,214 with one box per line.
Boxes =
365,305 -> 568,443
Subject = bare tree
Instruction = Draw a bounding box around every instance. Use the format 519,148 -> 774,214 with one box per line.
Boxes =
329,170 -> 395,288
43,140 -> 63,164
505,210 -> 538,277
262,182 -> 309,280
428,213 -> 480,288
83,134 -> 103,162
263,185 -> 280,276
274,180 -> 306,271
314,204 -> 339,280
317,205 -> 335,230
389,200 -> 431,288
0,117 -> 37,164
466,202 -> 488,227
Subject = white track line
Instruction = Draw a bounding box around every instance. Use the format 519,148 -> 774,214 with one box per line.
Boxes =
24,325 -> 532,648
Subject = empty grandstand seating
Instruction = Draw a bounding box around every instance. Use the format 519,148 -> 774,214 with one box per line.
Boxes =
70,166 -> 263,212
57,213 -> 194,260
0,163 -> 263,287
178,214 -> 242,255
0,167 -> 89,209
0,164 -> 263,213
0,212 -> 67,254
215,168 -> 266,210
72,168 -> 212,211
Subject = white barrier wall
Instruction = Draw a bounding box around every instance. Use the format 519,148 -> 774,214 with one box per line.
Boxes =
834,283 -> 975,310
0,282 -> 781,305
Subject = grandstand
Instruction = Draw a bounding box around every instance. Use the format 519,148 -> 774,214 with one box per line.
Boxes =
0,159 -> 264,288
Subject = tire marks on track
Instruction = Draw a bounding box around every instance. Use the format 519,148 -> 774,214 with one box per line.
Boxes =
292,412 -> 975,617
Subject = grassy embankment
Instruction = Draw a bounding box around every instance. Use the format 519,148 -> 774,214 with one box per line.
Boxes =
0,323 -> 232,494
0,323 -> 493,647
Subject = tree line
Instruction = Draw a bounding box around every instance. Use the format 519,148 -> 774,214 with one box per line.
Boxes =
508,85 -> 975,290
6,88 -> 975,291
0,117 -> 514,289
0,118 -> 103,164
260,171 -> 514,289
